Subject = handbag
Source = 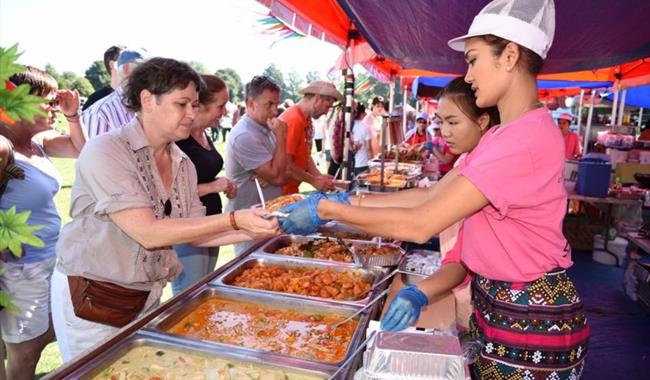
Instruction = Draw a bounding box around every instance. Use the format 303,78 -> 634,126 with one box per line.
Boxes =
67,275 -> 150,328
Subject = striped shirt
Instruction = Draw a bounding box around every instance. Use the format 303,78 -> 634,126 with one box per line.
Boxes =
82,87 -> 134,139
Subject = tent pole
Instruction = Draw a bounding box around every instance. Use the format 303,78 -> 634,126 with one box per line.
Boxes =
639,108 -> 644,127
583,89 -> 596,154
402,82 -> 408,139
610,81 -> 619,125
341,68 -> 355,181
388,75 -> 395,145
577,89 -> 585,132
617,88 -> 627,126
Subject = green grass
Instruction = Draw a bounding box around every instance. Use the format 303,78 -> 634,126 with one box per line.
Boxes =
32,133 -> 325,378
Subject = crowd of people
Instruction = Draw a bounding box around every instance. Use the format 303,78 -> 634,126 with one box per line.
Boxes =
0,0 -> 595,378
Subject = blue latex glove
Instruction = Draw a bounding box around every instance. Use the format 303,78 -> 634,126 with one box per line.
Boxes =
423,142 -> 434,152
325,192 -> 351,205
279,192 -> 329,235
380,285 -> 429,332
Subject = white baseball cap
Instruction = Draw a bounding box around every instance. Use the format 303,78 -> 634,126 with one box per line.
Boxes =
448,0 -> 556,59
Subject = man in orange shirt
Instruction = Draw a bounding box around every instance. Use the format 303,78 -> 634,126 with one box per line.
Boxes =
280,81 -> 342,194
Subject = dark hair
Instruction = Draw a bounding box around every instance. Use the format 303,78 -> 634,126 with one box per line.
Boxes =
198,74 -> 227,105
103,46 -> 123,74
9,66 -> 58,97
354,103 -> 366,120
478,35 -> 544,76
439,77 -> 500,128
245,75 -> 280,101
371,96 -> 385,107
122,57 -> 204,112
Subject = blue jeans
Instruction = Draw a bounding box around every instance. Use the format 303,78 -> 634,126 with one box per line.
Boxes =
171,244 -> 219,295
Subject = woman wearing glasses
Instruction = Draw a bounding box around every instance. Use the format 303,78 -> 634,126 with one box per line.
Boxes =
0,66 -> 84,380
50,58 -> 280,362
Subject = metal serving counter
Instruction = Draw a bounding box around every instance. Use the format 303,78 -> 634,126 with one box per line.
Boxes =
44,236 -> 389,380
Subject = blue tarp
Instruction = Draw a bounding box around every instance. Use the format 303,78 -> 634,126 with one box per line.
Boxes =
412,77 -> 612,98
605,85 -> 650,109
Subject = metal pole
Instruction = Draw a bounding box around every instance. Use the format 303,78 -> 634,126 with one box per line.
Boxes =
610,82 -> 619,125
583,89 -> 596,154
617,88 -> 627,126
402,82 -> 408,138
342,68 -> 355,181
379,115 -> 389,191
577,89 -> 585,132
639,108 -> 644,127
388,76 -> 395,145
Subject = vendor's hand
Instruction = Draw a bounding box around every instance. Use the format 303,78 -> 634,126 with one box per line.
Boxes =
233,208 -> 280,238
311,174 -> 334,192
279,192 -> 328,235
380,285 -> 429,332
56,89 -> 80,117
267,117 -> 287,137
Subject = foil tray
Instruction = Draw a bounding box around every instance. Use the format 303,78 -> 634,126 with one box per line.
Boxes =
363,332 -> 467,380
212,255 -> 384,305
354,244 -> 405,268
398,249 -> 442,285
144,286 -> 368,368
65,332 -> 332,380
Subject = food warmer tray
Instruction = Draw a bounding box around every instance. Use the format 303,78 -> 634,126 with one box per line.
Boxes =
144,285 -> 371,368
255,234 -> 397,265
212,255 -> 384,306
63,332 -> 334,380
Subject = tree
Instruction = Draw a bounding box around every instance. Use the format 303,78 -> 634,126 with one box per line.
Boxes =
58,71 -> 95,97
262,63 -> 288,100
44,63 -> 61,84
85,60 -> 109,91
305,70 -> 321,84
215,68 -> 244,103
189,61 -> 209,74
285,70 -> 304,102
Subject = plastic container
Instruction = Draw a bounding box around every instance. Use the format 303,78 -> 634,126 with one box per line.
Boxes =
576,154 -> 612,198
592,234 -> 627,267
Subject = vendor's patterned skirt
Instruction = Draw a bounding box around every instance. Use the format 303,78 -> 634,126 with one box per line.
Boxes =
470,269 -> 590,380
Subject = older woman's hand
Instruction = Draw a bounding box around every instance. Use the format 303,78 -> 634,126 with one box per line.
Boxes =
234,208 -> 280,239
56,89 -> 80,117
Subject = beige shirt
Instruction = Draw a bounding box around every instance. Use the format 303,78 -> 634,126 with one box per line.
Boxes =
56,118 -> 205,303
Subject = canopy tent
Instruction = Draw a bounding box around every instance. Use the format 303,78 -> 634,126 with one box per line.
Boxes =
336,0 -> 650,74
605,84 -> 650,109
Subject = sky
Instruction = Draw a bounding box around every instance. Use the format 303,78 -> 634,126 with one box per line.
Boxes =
0,0 -> 343,81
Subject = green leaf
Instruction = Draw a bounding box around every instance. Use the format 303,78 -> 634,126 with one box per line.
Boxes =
0,44 -> 25,84
0,290 -> 20,313
0,206 -> 44,258
0,86 -> 47,124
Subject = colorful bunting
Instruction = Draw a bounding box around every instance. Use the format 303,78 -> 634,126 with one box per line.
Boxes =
257,13 -> 305,47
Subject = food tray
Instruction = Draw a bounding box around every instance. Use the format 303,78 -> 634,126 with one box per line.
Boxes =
65,332 -> 332,380
256,235 -> 359,264
355,244 -> 405,268
398,250 -> 442,285
363,331 -> 468,380
313,222 -> 376,241
145,286 -> 368,367
213,255 -> 383,305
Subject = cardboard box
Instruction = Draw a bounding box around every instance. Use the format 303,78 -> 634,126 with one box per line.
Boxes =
615,162 -> 650,184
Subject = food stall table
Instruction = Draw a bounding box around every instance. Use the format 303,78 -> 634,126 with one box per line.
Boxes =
567,192 -> 642,265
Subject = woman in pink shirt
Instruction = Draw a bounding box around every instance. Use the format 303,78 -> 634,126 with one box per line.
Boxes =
280,0 -> 588,378
558,112 -> 582,159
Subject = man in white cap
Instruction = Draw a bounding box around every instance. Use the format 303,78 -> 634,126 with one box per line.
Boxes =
279,80 -> 342,194
82,48 -> 146,139
557,112 -> 581,159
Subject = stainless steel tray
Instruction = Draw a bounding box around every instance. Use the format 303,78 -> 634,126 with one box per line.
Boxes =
144,286 -> 369,367
213,255 -> 383,305
65,332 -> 333,380
256,235 -> 358,264
314,222 -> 398,244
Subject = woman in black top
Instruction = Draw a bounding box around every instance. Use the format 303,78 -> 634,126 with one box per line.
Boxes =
172,75 -> 236,294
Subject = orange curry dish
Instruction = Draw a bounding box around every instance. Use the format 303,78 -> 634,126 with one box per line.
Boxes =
167,298 -> 357,363
229,265 -> 372,301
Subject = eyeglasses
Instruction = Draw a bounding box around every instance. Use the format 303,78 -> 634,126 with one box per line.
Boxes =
161,199 -> 172,217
